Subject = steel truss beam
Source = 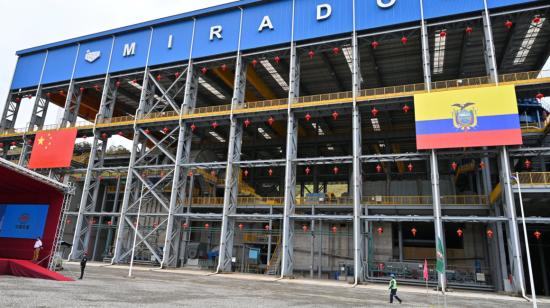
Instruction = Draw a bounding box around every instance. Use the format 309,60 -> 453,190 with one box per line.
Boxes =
60,82 -> 84,127
217,51 -> 247,273
19,87 -> 52,166
69,76 -> 118,260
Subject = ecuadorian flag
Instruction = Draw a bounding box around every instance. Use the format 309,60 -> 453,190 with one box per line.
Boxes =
414,85 -> 523,150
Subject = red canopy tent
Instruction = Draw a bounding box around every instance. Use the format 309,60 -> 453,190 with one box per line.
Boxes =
0,158 -> 69,266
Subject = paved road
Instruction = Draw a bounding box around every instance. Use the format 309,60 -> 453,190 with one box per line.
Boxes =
0,264 -> 546,307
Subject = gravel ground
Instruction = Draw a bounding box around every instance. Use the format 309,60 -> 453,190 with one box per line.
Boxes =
0,263 -> 547,308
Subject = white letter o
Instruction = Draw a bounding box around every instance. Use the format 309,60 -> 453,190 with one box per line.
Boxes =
377,0 -> 396,9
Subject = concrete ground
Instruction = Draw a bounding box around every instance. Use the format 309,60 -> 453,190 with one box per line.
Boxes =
0,262 -> 548,308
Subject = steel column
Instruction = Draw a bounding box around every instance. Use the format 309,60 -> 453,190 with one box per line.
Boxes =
161,63 -> 198,268
430,150 -> 447,291
482,2 -> 499,84
280,40 -> 300,278
217,51 -> 247,272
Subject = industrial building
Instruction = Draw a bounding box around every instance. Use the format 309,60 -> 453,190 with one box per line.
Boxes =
1,0 -> 550,296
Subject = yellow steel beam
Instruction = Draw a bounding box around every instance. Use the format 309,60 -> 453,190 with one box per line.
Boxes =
246,63 -> 277,100
392,144 -> 405,174
212,68 -> 257,102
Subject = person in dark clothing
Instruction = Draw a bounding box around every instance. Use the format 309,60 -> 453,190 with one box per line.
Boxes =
79,253 -> 88,280
389,274 -> 403,304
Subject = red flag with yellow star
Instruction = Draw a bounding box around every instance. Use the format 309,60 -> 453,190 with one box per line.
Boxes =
28,128 -> 77,169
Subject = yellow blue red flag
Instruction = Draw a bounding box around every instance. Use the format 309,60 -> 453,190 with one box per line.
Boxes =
414,85 -> 523,150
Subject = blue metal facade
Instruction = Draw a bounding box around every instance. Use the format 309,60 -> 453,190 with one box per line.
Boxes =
10,0 -> 541,90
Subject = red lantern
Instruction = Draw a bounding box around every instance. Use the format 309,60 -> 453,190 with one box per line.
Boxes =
479,161 -> 485,170
238,223 -> 244,230
536,93 -> 545,100
182,223 -> 189,229
15,97 -> 21,103
504,20 -> 513,29
46,92 -> 52,98
302,225 -> 308,232
376,164 -> 382,173
221,64 -> 227,72
524,159 -> 532,170
308,50 -> 315,59
332,111 -> 339,120
101,133 -> 108,139
244,119 -> 251,128
451,161 -> 458,171
107,221 -> 112,226
268,168 -> 274,176
407,163 -> 414,172
66,219 -> 72,225
156,74 -> 162,81
534,230 -> 542,240
144,129 -> 151,135
204,223 -> 210,230
94,85 -> 101,91
411,228 -> 417,237
371,107 -> 379,118
59,90 -> 65,95
457,228 -> 464,238
210,170 -> 217,177
402,104 -> 411,113
305,166 -> 311,175
371,41 -> 379,49
27,139 -> 33,145
175,72 -> 181,78
251,59 -> 258,67
487,229 -> 494,239
274,56 -> 281,64
533,16 -> 541,24
377,227 -> 384,235
333,166 -> 339,175
267,116 -> 275,126
11,141 -> 17,147
80,87 -> 86,93
188,171 -> 194,177
190,123 -> 197,132
115,80 -> 121,88
439,31 -> 447,37
0,143 -> 3,148
211,121 -> 219,129
401,36 -> 408,45
465,26 -> 473,34
332,47 -> 340,55
201,67 -> 208,75
162,127 -> 170,134
131,79 -> 138,85
264,225 -> 270,231
331,226 -> 337,234
117,131 -> 124,137
305,113 -> 312,121
243,169 -> 249,177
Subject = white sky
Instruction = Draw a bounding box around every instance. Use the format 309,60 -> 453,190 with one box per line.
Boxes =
0,0 -> 235,133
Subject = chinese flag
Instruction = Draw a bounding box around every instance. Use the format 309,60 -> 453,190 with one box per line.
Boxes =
28,128 -> 77,169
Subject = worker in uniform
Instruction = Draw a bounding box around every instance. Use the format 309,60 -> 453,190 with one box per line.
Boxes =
389,274 -> 403,304
79,253 -> 88,280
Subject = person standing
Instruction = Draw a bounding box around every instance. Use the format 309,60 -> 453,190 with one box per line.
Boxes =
79,253 -> 88,280
389,274 -> 403,304
32,237 -> 43,262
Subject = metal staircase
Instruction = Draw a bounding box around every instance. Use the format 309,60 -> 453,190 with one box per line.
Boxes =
47,182 -> 75,271
264,239 -> 281,276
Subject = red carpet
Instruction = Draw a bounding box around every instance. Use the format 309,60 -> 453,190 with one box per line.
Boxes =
0,258 -> 73,281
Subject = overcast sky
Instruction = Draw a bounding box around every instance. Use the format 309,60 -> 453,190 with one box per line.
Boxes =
0,0 -> 236,131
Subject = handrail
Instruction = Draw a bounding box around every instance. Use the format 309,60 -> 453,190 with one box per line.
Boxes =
516,172 -> 550,186
2,70 -> 549,137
